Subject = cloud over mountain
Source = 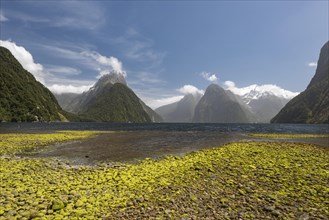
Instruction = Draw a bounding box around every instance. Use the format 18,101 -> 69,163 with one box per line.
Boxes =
224,80 -> 299,99
178,85 -> 204,96
0,11 -> 8,22
308,62 -> 317,68
47,84 -> 92,95
201,72 -> 218,82
0,40 -> 46,83
81,51 -> 125,78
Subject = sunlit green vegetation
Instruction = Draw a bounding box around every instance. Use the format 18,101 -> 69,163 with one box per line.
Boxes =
0,131 -> 96,156
1,132 -> 328,219
249,133 -> 329,139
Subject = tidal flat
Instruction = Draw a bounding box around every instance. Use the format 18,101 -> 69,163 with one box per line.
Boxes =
0,131 -> 328,219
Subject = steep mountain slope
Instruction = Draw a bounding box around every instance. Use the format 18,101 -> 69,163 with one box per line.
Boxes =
140,101 -> 163,122
54,93 -> 79,111
64,73 -> 126,113
60,72 -> 162,122
0,46 -> 66,122
80,83 -> 153,122
248,95 -> 290,123
155,93 -> 202,122
193,84 -> 252,123
271,41 -> 329,124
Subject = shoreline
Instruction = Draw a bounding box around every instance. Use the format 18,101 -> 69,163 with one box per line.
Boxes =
0,131 -> 329,219
24,131 -> 329,165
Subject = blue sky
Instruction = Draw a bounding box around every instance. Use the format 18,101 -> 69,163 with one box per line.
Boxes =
0,1 -> 328,108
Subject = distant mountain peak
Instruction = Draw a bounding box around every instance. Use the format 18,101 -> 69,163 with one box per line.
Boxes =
226,83 -> 299,102
94,71 -> 127,88
193,83 -> 252,123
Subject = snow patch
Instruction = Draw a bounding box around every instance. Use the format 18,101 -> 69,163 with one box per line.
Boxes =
224,81 -> 299,100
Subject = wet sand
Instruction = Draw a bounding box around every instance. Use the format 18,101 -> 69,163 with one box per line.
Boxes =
28,131 -> 329,165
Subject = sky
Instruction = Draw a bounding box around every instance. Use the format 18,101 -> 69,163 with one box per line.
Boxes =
0,1 -> 328,109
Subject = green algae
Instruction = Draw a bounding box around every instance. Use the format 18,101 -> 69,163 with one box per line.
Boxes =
0,132 -> 328,219
249,133 -> 329,139
0,131 -> 96,156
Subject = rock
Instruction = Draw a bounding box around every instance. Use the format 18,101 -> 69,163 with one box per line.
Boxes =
299,213 -> 309,220
271,210 -> 280,216
51,200 -> 65,211
75,200 -> 84,208
264,206 -> 275,212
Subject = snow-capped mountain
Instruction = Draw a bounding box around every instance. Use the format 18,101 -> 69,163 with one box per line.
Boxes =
225,82 -> 299,122
225,83 -> 299,104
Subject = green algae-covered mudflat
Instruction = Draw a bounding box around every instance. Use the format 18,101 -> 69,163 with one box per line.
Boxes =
0,132 -> 328,219
249,133 -> 329,139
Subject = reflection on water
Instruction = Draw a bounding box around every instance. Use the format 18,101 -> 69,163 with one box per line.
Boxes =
28,130 -> 328,165
2,123 -> 328,165
1,122 -> 329,133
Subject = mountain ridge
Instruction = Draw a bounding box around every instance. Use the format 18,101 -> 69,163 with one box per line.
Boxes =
155,93 -> 202,122
57,71 -> 162,122
0,46 -> 70,122
193,84 -> 253,123
271,41 -> 329,124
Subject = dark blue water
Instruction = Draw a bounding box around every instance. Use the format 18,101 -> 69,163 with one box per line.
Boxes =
0,122 -> 328,134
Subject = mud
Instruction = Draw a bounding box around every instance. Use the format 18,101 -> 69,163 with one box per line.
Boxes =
27,131 -> 329,165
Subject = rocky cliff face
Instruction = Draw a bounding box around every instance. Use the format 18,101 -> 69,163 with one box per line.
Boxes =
271,41 -> 329,124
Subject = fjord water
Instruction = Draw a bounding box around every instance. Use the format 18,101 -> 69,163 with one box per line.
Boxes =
0,122 -> 328,133
0,122 -> 329,134
1,123 -> 328,164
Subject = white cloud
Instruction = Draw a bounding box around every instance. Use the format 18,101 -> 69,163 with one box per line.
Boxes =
201,72 -> 218,82
0,40 -> 94,94
115,28 -> 166,68
136,85 -> 204,109
126,42 -> 166,65
140,95 -> 184,109
178,85 -> 204,95
308,62 -> 317,68
0,40 -> 46,83
46,65 -> 81,76
0,11 -> 8,22
224,80 -> 299,99
129,71 -> 165,85
224,80 -> 235,88
48,84 -> 92,94
81,51 -> 126,78
53,1 -> 105,30
8,1 -> 105,30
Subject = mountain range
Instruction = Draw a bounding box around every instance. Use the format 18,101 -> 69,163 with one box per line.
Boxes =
155,84 -> 293,123
1,41 -> 328,124
271,41 -> 329,124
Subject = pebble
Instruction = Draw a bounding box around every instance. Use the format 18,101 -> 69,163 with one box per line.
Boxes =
271,210 -> 280,216
299,213 -> 309,220
264,206 -> 275,212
